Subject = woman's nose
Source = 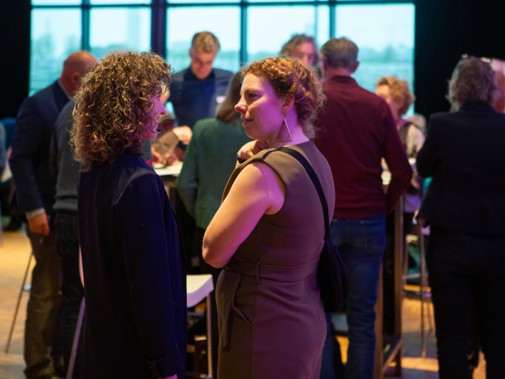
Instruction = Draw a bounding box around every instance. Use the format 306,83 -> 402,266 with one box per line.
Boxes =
159,104 -> 167,116
235,102 -> 246,113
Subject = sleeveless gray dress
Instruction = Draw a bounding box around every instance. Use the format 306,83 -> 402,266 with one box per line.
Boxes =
216,141 -> 335,379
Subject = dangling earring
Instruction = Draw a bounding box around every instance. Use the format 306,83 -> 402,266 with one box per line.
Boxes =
283,117 -> 293,141
274,116 -> 293,144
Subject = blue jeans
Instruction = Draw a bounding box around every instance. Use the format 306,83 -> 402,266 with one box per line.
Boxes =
320,215 -> 386,379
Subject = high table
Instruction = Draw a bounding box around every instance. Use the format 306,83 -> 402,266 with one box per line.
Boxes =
154,161 -> 182,200
187,274 -> 215,379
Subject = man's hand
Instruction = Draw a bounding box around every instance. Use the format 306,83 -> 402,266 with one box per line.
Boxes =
172,126 -> 192,144
151,149 -> 163,164
27,212 -> 50,236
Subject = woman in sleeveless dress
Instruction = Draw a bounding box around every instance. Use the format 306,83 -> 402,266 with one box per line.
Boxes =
203,58 -> 335,379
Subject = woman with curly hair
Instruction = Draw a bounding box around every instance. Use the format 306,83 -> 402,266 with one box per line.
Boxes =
202,58 -> 335,378
71,51 -> 186,379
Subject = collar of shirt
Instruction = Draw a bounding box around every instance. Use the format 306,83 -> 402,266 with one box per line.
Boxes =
184,68 -> 216,82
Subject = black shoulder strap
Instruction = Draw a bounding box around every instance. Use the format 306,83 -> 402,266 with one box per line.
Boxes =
275,147 -> 330,240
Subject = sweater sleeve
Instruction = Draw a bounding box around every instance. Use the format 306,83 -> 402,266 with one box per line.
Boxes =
9,96 -> 47,212
175,124 -> 200,218
382,105 -> 413,213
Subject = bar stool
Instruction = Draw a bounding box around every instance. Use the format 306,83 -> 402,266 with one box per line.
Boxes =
403,225 -> 433,358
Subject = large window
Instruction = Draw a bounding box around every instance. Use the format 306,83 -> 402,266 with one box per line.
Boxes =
30,1 -> 415,95
336,4 -> 415,92
246,5 -> 328,63
90,7 -> 151,59
30,8 -> 81,92
166,6 -> 240,73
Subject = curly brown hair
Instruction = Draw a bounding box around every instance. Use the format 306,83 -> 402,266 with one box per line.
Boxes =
71,51 -> 172,170
448,57 -> 497,111
243,57 -> 325,139
376,75 -> 415,116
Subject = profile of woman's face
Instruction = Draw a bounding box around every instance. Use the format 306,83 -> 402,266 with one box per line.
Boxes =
234,73 -> 285,142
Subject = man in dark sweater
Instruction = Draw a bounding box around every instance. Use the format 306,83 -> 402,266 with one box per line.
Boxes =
49,99 -> 82,378
315,38 -> 412,379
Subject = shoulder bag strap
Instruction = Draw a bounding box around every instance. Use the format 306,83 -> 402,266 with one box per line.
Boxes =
276,146 -> 330,240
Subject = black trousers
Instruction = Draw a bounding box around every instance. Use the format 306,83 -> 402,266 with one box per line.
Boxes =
55,210 -> 84,378
427,227 -> 505,379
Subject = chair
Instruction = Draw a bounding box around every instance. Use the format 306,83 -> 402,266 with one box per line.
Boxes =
4,251 -> 33,354
403,225 -> 433,358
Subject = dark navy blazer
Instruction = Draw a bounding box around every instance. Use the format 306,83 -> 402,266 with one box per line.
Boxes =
9,81 -> 69,214
170,67 -> 233,128
78,153 -> 187,379
417,103 -> 505,236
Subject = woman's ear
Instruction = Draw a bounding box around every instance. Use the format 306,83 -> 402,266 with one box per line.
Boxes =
281,96 -> 295,114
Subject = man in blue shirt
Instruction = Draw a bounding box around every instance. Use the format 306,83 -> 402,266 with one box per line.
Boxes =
169,31 -> 233,128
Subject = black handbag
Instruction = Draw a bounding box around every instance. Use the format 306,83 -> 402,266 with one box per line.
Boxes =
277,147 -> 347,312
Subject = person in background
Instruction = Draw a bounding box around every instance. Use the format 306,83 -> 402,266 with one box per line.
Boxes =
417,56 -> 505,379
49,71 -> 97,378
170,31 -> 233,129
151,109 -> 192,167
203,57 -> 334,379
9,50 -> 97,379
279,33 -> 319,68
375,75 -> 425,337
491,58 -> 505,113
177,72 -> 250,268
71,51 -> 186,379
375,76 -> 424,234
170,31 -> 233,272
315,38 -> 412,379
49,84 -> 97,377
176,71 -> 251,378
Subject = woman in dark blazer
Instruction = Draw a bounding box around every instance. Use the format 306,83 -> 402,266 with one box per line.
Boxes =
417,56 -> 505,379
71,51 -> 186,379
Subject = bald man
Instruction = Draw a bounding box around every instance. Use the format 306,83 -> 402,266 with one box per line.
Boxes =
9,50 -> 97,379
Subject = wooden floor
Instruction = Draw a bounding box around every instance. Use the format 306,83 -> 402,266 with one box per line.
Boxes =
0,226 -> 486,379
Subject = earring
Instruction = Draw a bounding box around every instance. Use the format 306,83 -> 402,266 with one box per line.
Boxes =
283,116 -> 293,140
275,116 -> 293,144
